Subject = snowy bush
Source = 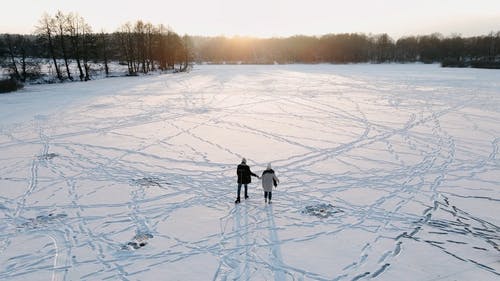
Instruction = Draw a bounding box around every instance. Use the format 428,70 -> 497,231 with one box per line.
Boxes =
0,78 -> 23,93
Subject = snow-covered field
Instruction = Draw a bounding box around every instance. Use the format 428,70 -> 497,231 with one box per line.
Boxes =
0,64 -> 499,280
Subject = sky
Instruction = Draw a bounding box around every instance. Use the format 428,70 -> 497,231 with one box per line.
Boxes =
1,0 -> 499,38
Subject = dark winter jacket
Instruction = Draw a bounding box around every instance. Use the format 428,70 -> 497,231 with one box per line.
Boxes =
237,163 -> 258,184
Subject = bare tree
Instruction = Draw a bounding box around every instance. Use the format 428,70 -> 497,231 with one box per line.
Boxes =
36,13 -> 62,81
100,31 -> 109,76
144,23 -> 155,72
80,21 -> 93,81
156,24 -> 168,70
67,13 -> 88,81
55,11 -> 72,80
4,34 -> 21,80
116,22 -> 136,75
134,21 -> 147,73
167,31 -> 181,69
181,35 -> 192,71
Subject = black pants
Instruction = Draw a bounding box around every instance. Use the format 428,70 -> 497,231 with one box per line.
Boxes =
264,191 -> 272,201
237,183 -> 248,199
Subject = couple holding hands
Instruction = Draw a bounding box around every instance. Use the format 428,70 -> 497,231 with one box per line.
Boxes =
235,158 -> 279,204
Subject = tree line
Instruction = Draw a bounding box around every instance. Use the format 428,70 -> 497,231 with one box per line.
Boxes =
191,32 -> 500,66
0,11 -> 192,83
1,11 -> 500,86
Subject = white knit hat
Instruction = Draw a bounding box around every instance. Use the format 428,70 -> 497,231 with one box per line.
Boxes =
267,163 -> 272,169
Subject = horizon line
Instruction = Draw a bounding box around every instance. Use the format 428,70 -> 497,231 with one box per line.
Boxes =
2,30 -> 499,40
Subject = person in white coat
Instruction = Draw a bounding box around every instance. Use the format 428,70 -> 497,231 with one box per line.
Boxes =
261,163 -> 279,204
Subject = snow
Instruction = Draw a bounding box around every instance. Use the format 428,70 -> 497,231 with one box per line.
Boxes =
0,64 -> 499,280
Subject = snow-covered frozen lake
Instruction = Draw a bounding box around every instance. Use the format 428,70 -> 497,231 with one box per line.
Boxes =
0,64 -> 499,280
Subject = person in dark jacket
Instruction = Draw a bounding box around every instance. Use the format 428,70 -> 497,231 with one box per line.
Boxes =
235,158 -> 259,203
